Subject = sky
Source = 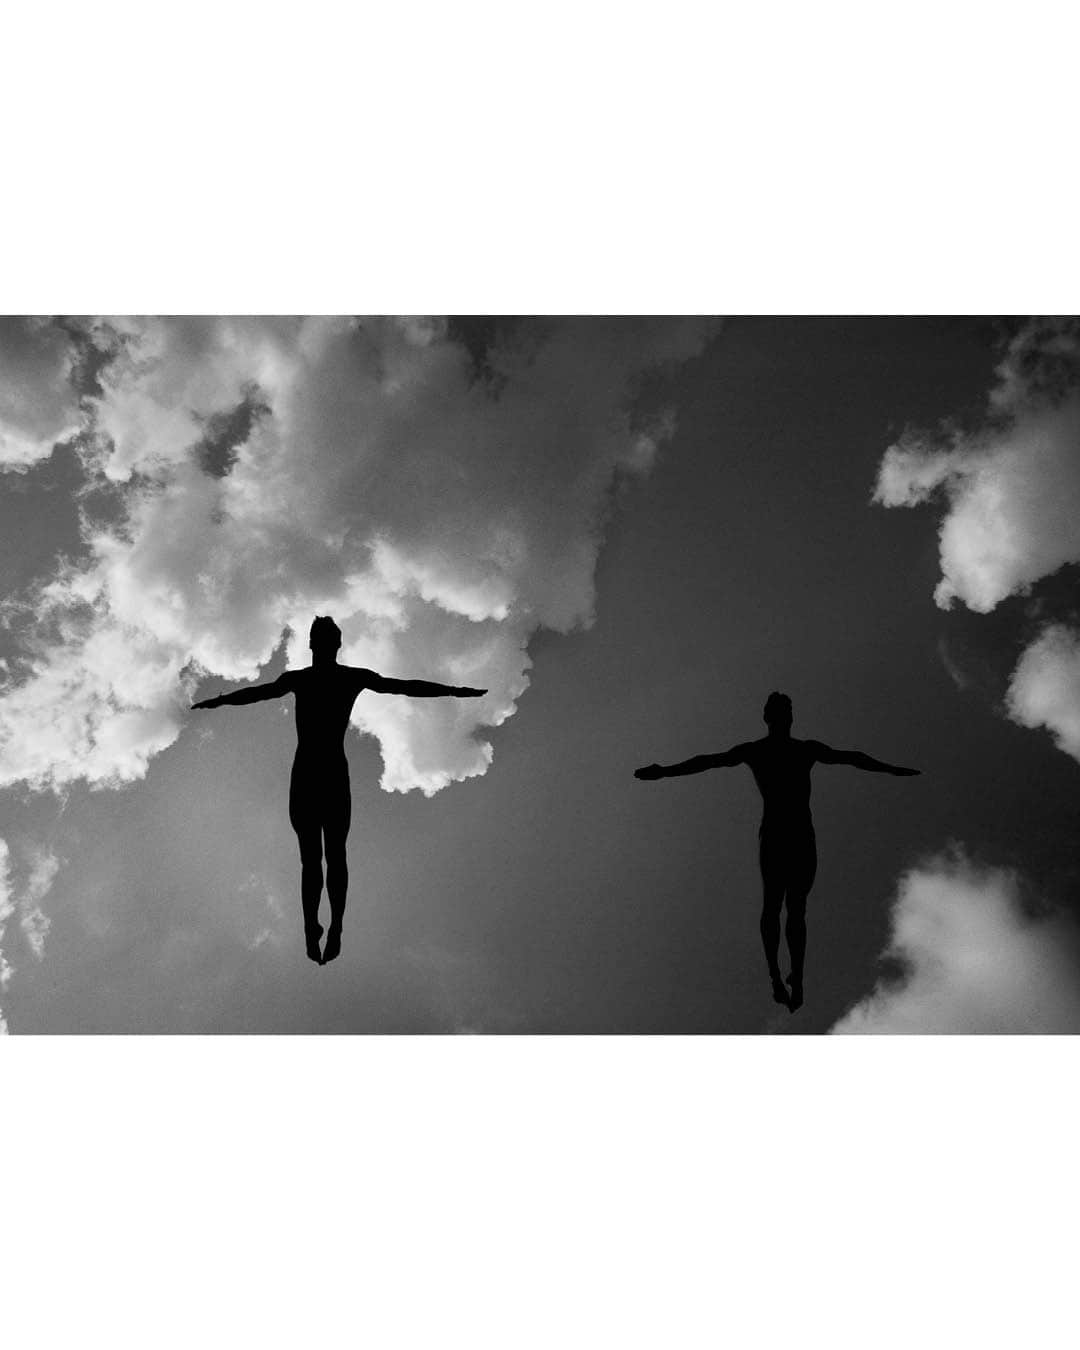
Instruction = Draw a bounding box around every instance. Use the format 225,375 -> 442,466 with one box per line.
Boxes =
2,314 -> 1080,1034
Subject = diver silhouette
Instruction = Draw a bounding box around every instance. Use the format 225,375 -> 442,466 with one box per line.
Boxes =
634,692 -> 920,1012
192,616 -> 486,965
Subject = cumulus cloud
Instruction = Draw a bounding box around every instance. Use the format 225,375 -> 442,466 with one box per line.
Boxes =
832,851 -> 1080,1033
873,320 -> 1080,613
0,316 -> 716,794
0,317 -> 84,470
1006,624 -> 1080,760
873,318 -> 1080,762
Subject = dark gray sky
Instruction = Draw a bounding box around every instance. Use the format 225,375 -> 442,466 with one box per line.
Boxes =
2,316 -> 1080,1033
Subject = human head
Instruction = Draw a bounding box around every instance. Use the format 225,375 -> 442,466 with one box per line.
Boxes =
309,615 -> 342,659
763,690 -> 792,731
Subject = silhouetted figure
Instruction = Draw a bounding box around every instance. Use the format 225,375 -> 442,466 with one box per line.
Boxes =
192,616 -> 486,965
634,692 -> 919,1012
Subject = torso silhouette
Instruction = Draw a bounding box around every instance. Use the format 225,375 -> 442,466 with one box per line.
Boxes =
741,736 -> 818,836
287,666 -> 367,764
282,667 -> 376,835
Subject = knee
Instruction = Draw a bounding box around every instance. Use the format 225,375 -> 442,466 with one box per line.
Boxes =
298,838 -> 322,868
324,842 -> 348,873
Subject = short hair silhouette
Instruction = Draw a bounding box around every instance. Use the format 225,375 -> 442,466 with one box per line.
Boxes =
763,691 -> 792,726
309,615 -> 342,652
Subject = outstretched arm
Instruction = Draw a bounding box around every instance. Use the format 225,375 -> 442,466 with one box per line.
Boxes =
356,668 -> 486,698
635,744 -> 750,780
811,741 -> 920,775
191,673 -> 294,710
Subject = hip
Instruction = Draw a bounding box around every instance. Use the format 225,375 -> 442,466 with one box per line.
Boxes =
758,815 -> 815,840
290,752 -> 350,785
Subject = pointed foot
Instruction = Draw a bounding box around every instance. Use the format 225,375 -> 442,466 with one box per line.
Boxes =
786,976 -> 804,1012
305,922 -> 324,964
322,927 -> 342,964
770,973 -> 792,1009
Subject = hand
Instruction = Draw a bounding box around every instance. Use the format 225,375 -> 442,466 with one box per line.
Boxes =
191,696 -> 222,710
634,764 -> 664,780
455,686 -> 487,697
891,766 -> 921,776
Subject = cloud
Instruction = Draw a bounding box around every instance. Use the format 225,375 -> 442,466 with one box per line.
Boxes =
1006,624 -> 1080,760
873,318 -> 1080,761
0,317 -> 84,471
239,873 -> 286,952
19,848 -> 59,960
0,839 -> 61,1031
872,323 -> 1080,614
0,839 -> 12,1033
832,851 -> 1080,1033
0,316 -> 717,794
0,606 -> 189,791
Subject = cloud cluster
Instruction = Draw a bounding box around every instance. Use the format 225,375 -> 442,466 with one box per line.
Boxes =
0,318 -> 83,471
873,318 -> 1080,761
832,852 -> 1080,1033
874,400 -> 1080,614
873,319 -> 1080,613
0,316 -> 716,794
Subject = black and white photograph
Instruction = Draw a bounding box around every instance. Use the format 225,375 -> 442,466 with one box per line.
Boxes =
2,315 -> 1079,1035
3,6 -> 1076,1348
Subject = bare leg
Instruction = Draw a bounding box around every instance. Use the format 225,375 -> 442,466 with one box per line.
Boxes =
321,781 -> 351,964
322,825 -> 349,964
289,763 -> 326,964
759,836 -> 791,1007
785,892 -> 807,1011
760,889 -> 790,1006
784,831 -> 816,1012
296,828 -> 325,963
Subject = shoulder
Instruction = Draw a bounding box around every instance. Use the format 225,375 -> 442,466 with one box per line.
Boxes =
344,666 -> 378,691
736,738 -> 765,763
800,739 -> 828,761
